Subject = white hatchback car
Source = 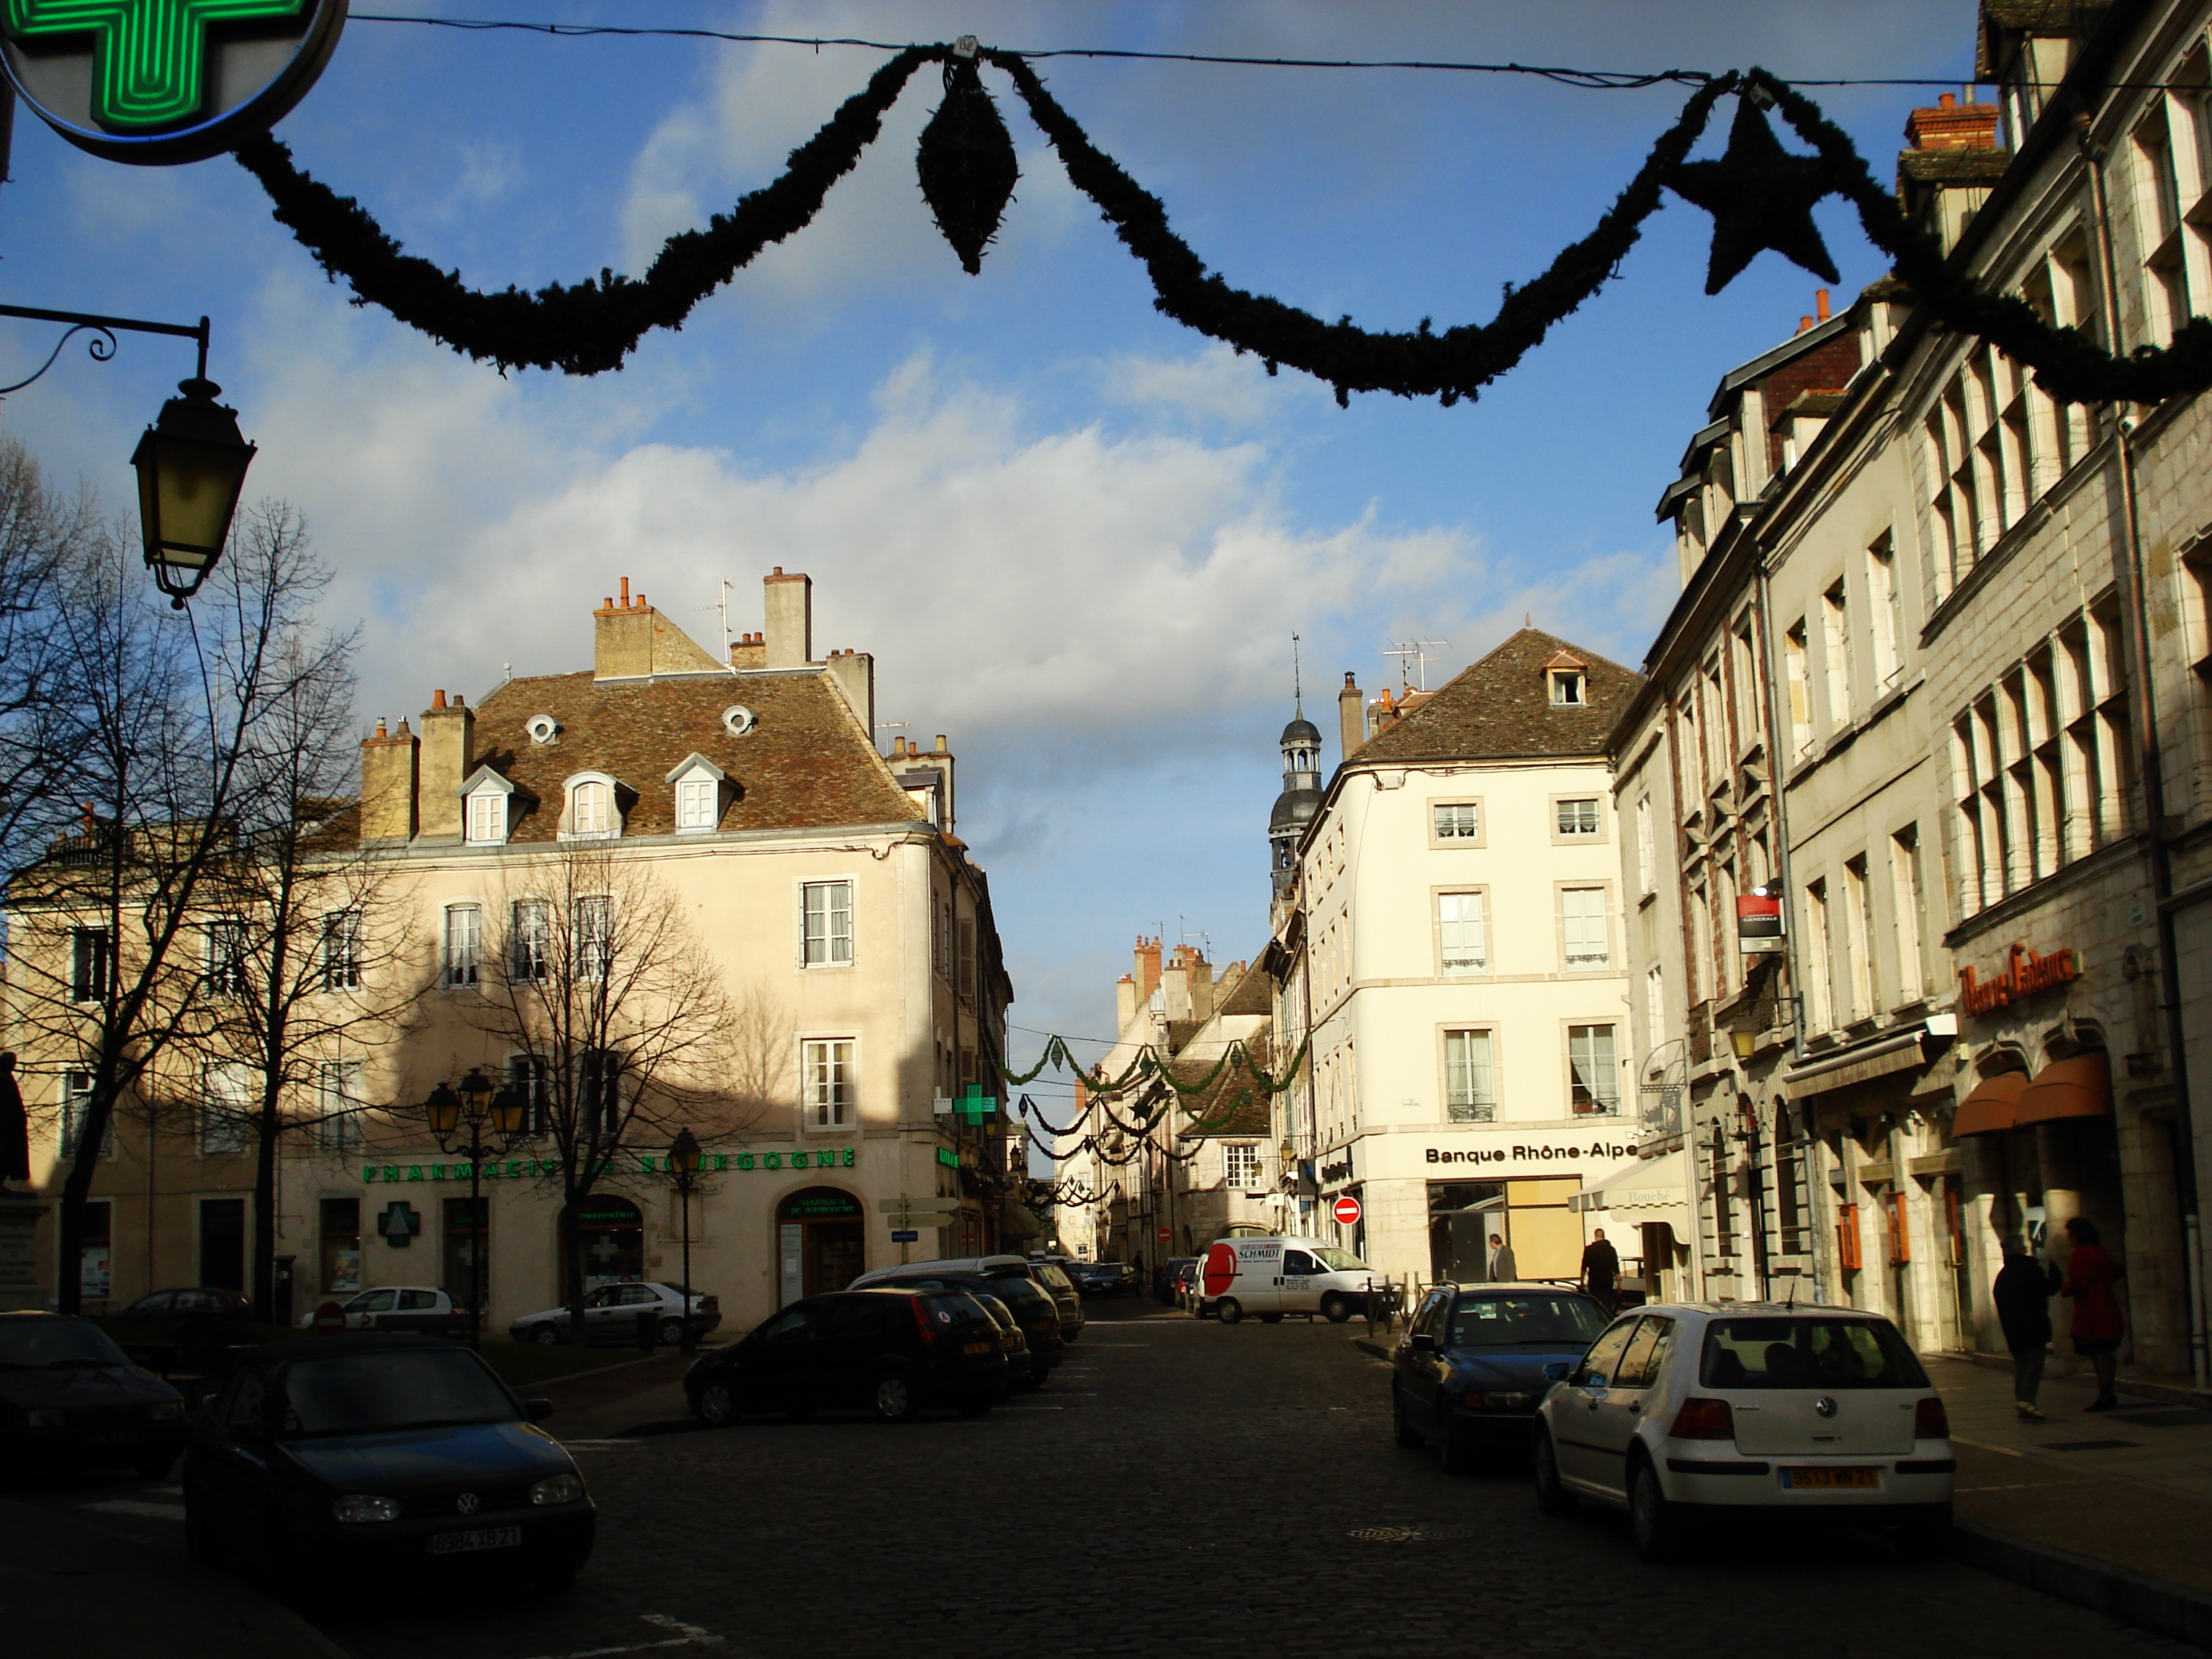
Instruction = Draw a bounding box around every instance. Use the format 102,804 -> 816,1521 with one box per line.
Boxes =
1532,1302 -> 1954,1560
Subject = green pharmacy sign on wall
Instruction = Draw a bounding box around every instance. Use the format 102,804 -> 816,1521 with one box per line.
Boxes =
1,0 -> 346,163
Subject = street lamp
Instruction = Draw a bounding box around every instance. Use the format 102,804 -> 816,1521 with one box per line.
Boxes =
132,376 -> 256,607
666,1128 -> 702,1354
423,1067 -> 529,1350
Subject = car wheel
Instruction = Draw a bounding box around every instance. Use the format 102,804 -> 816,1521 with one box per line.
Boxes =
1533,1430 -> 1578,1517
1321,1292 -> 1351,1323
1017,1362 -> 1046,1392
1892,1502 -> 1954,1552
872,1371 -> 920,1424
531,1323 -> 564,1346
1391,1384 -> 1426,1449
1259,1313 -> 1284,1324
696,1380 -> 739,1427
657,1318 -> 685,1348
1434,1411 -> 1480,1476
1627,1456 -> 1687,1563
1216,1298 -> 1244,1325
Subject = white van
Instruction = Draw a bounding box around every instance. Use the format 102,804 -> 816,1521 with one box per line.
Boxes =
1197,1236 -> 1375,1324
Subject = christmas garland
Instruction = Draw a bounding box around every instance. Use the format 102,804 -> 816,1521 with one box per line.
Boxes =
231,47 -> 2212,407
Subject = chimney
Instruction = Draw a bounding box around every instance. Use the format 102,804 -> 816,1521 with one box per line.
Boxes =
1162,954 -> 1193,1023
825,647 -> 875,732
595,580 -> 724,681
1904,90 -> 1999,152
1338,671 -> 1364,763
729,631 -> 766,670
1815,287 -> 1831,322
1115,974 -> 1139,1033
1133,935 -> 1162,1004
764,567 -> 814,668
359,716 -> 419,844
417,692 -> 474,840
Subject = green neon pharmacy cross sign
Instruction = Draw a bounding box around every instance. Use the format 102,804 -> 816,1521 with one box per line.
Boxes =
5,0 -> 303,128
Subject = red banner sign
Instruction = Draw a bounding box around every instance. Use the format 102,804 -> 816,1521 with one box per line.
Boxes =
1959,943 -> 2079,1015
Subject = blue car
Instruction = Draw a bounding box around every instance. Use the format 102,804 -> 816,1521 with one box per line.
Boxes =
1391,1285 -> 1609,1473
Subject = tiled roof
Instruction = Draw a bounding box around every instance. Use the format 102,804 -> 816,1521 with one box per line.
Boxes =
1899,149 -> 2014,185
1349,628 -> 1642,766
470,669 -> 922,842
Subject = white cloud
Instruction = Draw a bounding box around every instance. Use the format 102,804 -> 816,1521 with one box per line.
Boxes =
1102,343 -> 1309,426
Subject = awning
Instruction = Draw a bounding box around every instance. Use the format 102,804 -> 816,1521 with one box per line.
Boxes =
1952,1071 -> 2026,1137
2018,1052 -> 2113,1126
1781,1029 -> 1930,1100
1568,1153 -> 1686,1215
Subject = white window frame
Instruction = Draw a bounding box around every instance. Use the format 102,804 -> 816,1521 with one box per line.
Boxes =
1442,1028 -> 1496,1123
801,880 -> 855,968
1635,794 -> 1656,898
1434,889 -> 1487,976
801,1037 -> 857,1129
1567,1023 -> 1621,1116
573,894 -> 613,981
1222,1143 -> 1261,1187
1552,795 -> 1603,841
562,772 -> 621,842
443,904 -> 482,988
317,1059 -> 364,1149
675,774 -> 719,832
320,909 -> 361,993
199,1062 -> 256,1156
1558,885 -> 1612,971
1550,669 -> 1586,706
1429,799 -> 1484,846
466,787 -> 508,847
509,899 -> 551,983
60,1070 -> 114,1159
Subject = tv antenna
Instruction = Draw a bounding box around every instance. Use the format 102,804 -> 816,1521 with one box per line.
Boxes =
693,580 -> 737,673
1383,638 -> 1449,692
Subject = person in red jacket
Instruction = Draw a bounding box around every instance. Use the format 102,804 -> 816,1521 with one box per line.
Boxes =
2060,1215 -> 2124,1411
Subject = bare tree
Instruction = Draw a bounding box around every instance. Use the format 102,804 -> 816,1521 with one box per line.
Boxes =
454,846 -> 750,1337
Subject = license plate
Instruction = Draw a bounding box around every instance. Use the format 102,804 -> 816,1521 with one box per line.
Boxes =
428,1526 -> 522,1556
963,1341 -> 994,1354
1781,1466 -> 1881,1490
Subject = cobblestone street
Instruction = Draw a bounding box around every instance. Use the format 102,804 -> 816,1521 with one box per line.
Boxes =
23,1300 -> 2198,1659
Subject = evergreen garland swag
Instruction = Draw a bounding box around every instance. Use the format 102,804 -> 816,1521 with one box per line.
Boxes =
231,49 -> 2212,408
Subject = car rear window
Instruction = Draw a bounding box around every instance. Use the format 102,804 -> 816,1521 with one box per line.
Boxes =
1699,1317 -> 1930,1390
0,1318 -> 130,1367
919,1294 -> 997,1338
1450,1295 -> 1605,1349
1029,1265 -> 1074,1295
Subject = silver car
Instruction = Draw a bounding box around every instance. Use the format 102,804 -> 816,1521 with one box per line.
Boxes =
508,1281 -> 721,1347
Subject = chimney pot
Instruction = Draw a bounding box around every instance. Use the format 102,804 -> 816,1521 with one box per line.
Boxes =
1938,91 -> 1955,107
1815,287 -> 1830,320
1797,315 -> 1814,335
452,693 -> 464,708
772,566 -> 783,575
619,577 -> 631,608
934,734 -> 948,752
374,718 -> 387,739
432,688 -> 447,710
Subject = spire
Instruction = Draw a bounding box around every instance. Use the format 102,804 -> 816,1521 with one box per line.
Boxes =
1292,631 -> 1303,718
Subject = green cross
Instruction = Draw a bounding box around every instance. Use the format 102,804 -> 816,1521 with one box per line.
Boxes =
956,1085 -> 994,1123
5,0 -> 305,130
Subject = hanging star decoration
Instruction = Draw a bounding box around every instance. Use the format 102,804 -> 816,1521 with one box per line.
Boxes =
1665,91 -> 1843,295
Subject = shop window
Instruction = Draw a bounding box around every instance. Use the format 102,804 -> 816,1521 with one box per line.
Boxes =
320,1197 -> 361,1293
80,1200 -> 111,1303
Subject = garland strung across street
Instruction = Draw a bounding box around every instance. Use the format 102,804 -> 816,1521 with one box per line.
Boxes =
230,45 -> 2212,405
997,1034 -> 1310,1170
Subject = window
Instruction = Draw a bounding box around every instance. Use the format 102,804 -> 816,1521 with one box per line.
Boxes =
1644,966 -> 1665,1056
1223,1143 -> 1261,1187
932,895 -> 950,981
320,1197 -> 361,1294
509,899 -> 549,982
71,927 -> 109,1004
675,773 -> 719,832
1443,1028 -> 1496,1123
443,904 -> 482,987
508,1053 -> 551,1136
465,788 -> 507,845
957,918 -> 975,1000
1892,825 -> 1929,1004
1436,892 -> 1485,975
204,919 -> 248,1000
574,895 -> 613,981
320,910 -> 361,992
803,1038 -> 855,1128
1784,620 -> 1813,756
199,1063 -> 255,1156
317,1059 -> 364,1149
1568,1024 -> 1619,1115
1843,855 -> 1874,1020
59,1071 -> 111,1159
1635,796 -> 1655,896
802,881 -> 853,967
1550,670 -> 1585,706
1821,578 -> 1852,729
1432,801 -> 1481,840
1555,798 -> 1600,837
567,778 -> 616,840
578,1050 -> 622,1141
1560,887 -> 1609,969
1867,533 -> 1902,690
1803,878 -> 1832,1031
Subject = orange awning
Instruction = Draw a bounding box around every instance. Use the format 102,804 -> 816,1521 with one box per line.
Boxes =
2017,1053 -> 2113,1126
1952,1071 -> 2026,1136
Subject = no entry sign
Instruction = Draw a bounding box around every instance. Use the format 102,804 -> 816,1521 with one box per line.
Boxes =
1332,1195 -> 1363,1226
1156,1228 -> 1171,1241
310,1300 -> 346,1336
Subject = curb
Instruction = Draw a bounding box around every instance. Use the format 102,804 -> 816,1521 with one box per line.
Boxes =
1951,1524 -> 2212,1651
1352,1336 -> 1392,1362
1949,1348 -> 2211,1411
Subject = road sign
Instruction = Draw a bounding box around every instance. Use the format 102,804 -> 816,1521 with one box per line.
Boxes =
310,1300 -> 346,1336
1156,1228 -> 1170,1241
890,1229 -> 920,1243
1331,1195 -> 1363,1226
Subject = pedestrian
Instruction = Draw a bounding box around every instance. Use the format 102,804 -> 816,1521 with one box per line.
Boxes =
1486,1231 -> 1518,1283
1581,1228 -> 1620,1312
2060,1215 -> 2124,1411
1992,1234 -> 2060,1421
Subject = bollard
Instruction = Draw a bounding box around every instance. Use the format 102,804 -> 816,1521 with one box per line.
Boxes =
634,1308 -> 657,1351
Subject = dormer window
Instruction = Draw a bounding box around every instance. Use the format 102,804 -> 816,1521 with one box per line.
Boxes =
562,773 -> 621,842
459,766 -> 518,847
663,754 -> 729,835
1550,670 -> 1584,706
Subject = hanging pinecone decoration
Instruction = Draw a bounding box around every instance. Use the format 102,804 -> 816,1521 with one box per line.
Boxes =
917,50 -> 1019,274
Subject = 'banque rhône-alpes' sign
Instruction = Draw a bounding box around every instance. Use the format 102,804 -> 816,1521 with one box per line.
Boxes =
1,0 -> 347,164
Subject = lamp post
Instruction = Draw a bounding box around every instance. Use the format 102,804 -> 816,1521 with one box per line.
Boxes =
425,1067 -> 529,1351
667,1128 -> 702,1354
0,305 -> 255,606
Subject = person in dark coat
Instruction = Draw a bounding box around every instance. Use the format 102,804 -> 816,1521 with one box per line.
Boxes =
1992,1236 -> 2060,1421
1581,1228 -> 1621,1312
2062,1215 -> 2125,1411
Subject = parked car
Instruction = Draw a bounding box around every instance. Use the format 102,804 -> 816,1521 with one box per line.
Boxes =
1198,1236 -> 1373,1323
1076,1262 -> 1136,1298
182,1334 -> 592,1584
853,1254 -> 1084,1344
860,1270 -> 1064,1385
104,1287 -> 264,1380
1391,1285 -> 1608,1472
1163,1258 -> 1200,1309
1532,1303 -> 1955,1561
115,1288 -> 255,1322
295,1287 -> 469,1339
683,1288 -> 1008,1425
1025,1260 -> 1085,1341
0,1312 -> 186,1480
506,1282 -> 720,1347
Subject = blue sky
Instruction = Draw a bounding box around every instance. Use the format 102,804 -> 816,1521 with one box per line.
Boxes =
4,1 -> 1972,1065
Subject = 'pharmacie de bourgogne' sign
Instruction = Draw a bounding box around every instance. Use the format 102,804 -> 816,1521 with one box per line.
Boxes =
1,0 -> 347,164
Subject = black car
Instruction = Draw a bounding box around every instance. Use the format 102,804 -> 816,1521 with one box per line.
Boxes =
0,1312 -> 186,1480
862,1272 -> 1065,1385
1391,1285 -> 1609,1473
182,1335 -> 591,1586
685,1288 -> 1008,1426
1076,1262 -> 1136,1298
115,1287 -> 256,1322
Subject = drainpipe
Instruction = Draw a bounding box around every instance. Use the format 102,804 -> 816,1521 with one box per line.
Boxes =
2081,122 -> 2208,1390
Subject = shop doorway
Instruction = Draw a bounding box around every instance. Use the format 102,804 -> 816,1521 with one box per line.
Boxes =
1429,1181 -> 1505,1282
564,1197 -> 643,1294
775,1187 -> 865,1307
444,1196 -> 488,1313
198,1198 -> 245,1291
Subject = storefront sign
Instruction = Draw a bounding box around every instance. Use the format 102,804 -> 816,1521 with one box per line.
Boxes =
1425,1141 -> 1635,1166
359,1146 -> 857,1184
1,0 -> 349,163
1737,889 -> 1785,953
935,1146 -> 961,1169
1959,943 -> 2079,1015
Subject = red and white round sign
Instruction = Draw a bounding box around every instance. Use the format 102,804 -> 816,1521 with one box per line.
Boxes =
1156,1228 -> 1171,1242
310,1300 -> 346,1336
1331,1195 -> 1363,1227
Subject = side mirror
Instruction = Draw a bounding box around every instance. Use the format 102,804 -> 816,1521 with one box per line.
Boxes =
523,1398 -> 554,1424
1542,1360 -> 1573,1384
1407,1332 -> 1436,1352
